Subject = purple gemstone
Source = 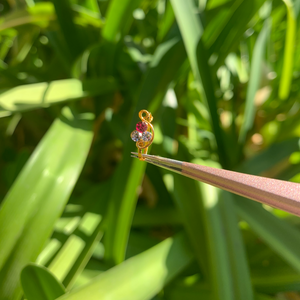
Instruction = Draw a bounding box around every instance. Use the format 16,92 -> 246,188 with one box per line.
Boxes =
136,122 -> 148,133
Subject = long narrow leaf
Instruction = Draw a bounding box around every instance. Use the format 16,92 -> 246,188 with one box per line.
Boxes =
102,0 -> 141,42
239,19 -> 270,144
220,191 -> 254,300
0,3 -> 55,31
52,0 -> 85,59
170,0 -> 227,167
235,138 -> 300,275
56,233 -> 194,300
0,107 -> 93,300
206,0 -> 267,68
104,36 -> 186,265
174,150 -> 253,299
279,0 -> 297,100
21,263 -> 66,300
235,198 -> 300,273
0,78 -> 117,115
173,172 -> 210,276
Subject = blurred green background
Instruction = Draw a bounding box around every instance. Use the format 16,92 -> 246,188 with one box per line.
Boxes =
1,0 -> 300,299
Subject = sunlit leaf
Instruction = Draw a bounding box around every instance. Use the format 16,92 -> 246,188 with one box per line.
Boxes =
0,107 -> 93,299
0,78 -> 117,115
21,263 -> 66,300
279,0 -> 297,100
56,233 -> 193,300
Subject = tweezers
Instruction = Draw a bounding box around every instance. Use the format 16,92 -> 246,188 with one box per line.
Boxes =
131,152 -> 300,217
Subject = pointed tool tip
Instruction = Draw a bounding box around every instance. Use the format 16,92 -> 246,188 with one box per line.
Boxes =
131,152 -> 152,158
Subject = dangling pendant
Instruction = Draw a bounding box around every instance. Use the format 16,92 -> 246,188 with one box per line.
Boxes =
130,110 -> 154,160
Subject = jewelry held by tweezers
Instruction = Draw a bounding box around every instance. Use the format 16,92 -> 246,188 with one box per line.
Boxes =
130,110 -> 154,161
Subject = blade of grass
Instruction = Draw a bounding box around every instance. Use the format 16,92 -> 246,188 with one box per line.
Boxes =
48,183 -> 111,288
198,181 -> 234,300
0,78 -> 117,114
174,149 -> 253,299
99,0 -> 142,75
165,281 -> 274,300
132,206 -> 181,227
82,0 -> 101,14
237,137 -> 300,175
235,138 -> 300,275
56,233 -> 194,300
173,172 -> 210,277
252,266 -> 300,293
206,0 -> 267,69
104,157 -> 147,265
102,0 -> 141,42
21,263 -> 66,300
239,19 -> 270,144
170,0 -> 227,167
220,191 -> 254,300
104,36 -> 186,265
0,107 -> 93,300
157,0 -> 175,42
35,183 -> 110,289
0,3 -> 102,32
62,182 -> 111,288
0,2 -> 55,32
235,198 -> 300,274
52,0 -> 85,59
279,0 -> 297,100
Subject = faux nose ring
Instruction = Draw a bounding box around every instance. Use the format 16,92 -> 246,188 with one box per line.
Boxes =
130,110 -> 154,161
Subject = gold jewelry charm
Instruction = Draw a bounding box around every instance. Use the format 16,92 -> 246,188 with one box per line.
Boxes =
130,110 -> 154,160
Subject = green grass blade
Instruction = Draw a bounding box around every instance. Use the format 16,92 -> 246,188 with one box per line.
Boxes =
235,135 -> 300,274
239,19 -> 270,144
56,233 -> 194,300
36,183 -> 110,289
0,3 -> 55,32
102,0 -> 141,42
94,0 -> 142,76
0,3 -> 102,32
52,0 -> 85,59
220,191 -> 254,300
0,107 -> 93,300
278,0 -> 297,100
174,139 -> 253,299
173,172 -> 209,276
252,266 -> 300,293
235,198 -> 300,273
157,0 -> 175,42
21,263 -> 66,300
165,281 -> 274,300
0,78 -> 117,114
170,0 -> 227,166
132,206 -> 181,227
104,36 -> 186,265
206,0 -> 267,68
237,137 -> 300,175
198,181 -> 235,300
104,157 -> 147,265
62,183 -> 111,288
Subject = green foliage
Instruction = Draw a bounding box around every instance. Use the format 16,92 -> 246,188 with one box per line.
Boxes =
0,0 -> 300,299
21,263 -> 66,300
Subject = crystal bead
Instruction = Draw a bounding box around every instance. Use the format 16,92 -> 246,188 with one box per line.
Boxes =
142,131 -> 152,142
131,130 -> 142,142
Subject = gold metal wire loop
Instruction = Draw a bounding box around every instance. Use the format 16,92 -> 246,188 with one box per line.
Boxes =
134,110 -> 154,161
139,110 -> 153,123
